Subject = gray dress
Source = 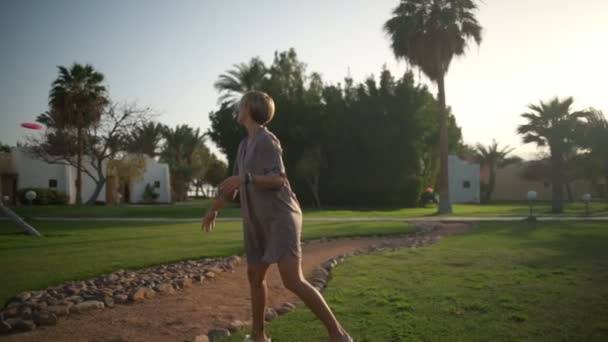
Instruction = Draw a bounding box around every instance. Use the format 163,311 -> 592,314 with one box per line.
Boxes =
234,127 -> 302,264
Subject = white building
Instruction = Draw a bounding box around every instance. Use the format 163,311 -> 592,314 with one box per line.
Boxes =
448,155 -> 481,204
6,149 -> 171,204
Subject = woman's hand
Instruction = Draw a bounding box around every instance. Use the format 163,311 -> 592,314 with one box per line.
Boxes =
219,176 -> 244,197
201,210 -> 218,233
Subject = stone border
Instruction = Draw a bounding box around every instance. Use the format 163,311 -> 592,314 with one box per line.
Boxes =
0,255 -> 242,335
197,223 -> 444,342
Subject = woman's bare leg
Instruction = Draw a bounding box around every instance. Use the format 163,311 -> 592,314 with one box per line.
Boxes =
247,262 -> 270,342
277,254 -> 351,341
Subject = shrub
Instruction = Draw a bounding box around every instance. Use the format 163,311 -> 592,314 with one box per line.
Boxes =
17,188 -> 69,205
142,183 -> 159,203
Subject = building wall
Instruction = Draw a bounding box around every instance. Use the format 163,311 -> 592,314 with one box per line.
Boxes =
14,149 -> 107,204
492,163 -> 596,201
130,157 -> 172,203
12,149 -> 71,198
448,155 -> 481,204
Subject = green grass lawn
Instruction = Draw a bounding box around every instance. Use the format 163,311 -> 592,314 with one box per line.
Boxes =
224,221 -> 608,341
0,220 -> 414,306
6,200 -> 608,218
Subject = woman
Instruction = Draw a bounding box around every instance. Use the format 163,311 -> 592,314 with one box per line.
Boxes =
202,91 -> 352,342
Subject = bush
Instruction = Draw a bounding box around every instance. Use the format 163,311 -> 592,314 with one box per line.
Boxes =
142,183 -> 159,203
17,188 -> 69,205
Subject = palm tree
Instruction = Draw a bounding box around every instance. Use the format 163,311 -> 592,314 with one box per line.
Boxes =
474,140 -> 520,203
214,57 -> 268,103
126,122 -> 167,158
160,125 -> 207,201
517,97 -> 589,213
49,63 -> 108,204
384,0 -> 483,214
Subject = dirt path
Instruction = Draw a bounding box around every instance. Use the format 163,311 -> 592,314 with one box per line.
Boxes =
3,223 -> 471,342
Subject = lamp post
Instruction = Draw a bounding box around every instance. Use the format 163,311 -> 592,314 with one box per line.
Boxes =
25,190 -> 37,221
582,193 -> 591,217
526,190 -> 538,221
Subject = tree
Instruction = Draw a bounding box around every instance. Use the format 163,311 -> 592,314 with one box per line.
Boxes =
160,125 -> 208,201
126,122 -> 166,158
384,0 -> 483,214
29,103 -> 153,204
214,57 -> 268,104
107,153 -> 147,203
580,109 -> 608,197
48,63 -> 109,204
474,140 -> 520,203
209,49 -> 463,208
517,97 -> 589,213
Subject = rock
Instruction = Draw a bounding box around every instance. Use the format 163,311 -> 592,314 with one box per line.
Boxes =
204,272 -> 216,279
33,312 -> 58,326
67,295 -> 84,304
312,268 -> 329,279
264,308 -> 278,321
0,320 -> 11,333
70,300 -> 104,313
207,266 -> 223,274
47,305 -> 70,316
322,260 -> 336,270
156,283 -> 176,294
16,292 -> 32,302
5,319 -> 36,332
227,320 -> 247,332
36,301 -> 48,312
207,328 -> 230,341
2,305 -> 20,318
177,278 -> 192,288
144,288 -> 156,299
104,297 -> 115,308
227,256 -> 241,267
194,335 -> 210,342
192,275 -> 204,284
130,288 -> 147,302
114,294 -> 129,304
20,306 -> 33,319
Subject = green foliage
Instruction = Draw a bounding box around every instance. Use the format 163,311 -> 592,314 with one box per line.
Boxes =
16,188 -> 69,205
125,122 -> 167,158
142,183 -> 160,203
160,125 -> 208,201
474,140 -> 520,203
517,97 -> 592,212
209,49 -> 463,207
0,141 -> 11,153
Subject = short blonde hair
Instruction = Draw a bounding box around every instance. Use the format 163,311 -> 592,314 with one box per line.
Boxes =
240,91 -> 275,125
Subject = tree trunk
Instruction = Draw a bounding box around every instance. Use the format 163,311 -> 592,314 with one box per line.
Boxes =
550,152 -> 564,213
437,75 -> 452,214
86,178 -> 106,205
76,126 -> 83,205
306,177 -> 321,209
0,202 -> 42,237
86,159 -> 106,205
565,182 -> 574,203
486,167 -> 496,204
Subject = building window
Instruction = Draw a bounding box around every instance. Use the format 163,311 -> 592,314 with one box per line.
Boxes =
154,181 -> 161,188
463,181 -> 471,189
49,179 -> 58,188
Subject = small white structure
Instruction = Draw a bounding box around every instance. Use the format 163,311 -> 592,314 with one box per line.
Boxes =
9,149 -> 171,204
448,155 -> 480,204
